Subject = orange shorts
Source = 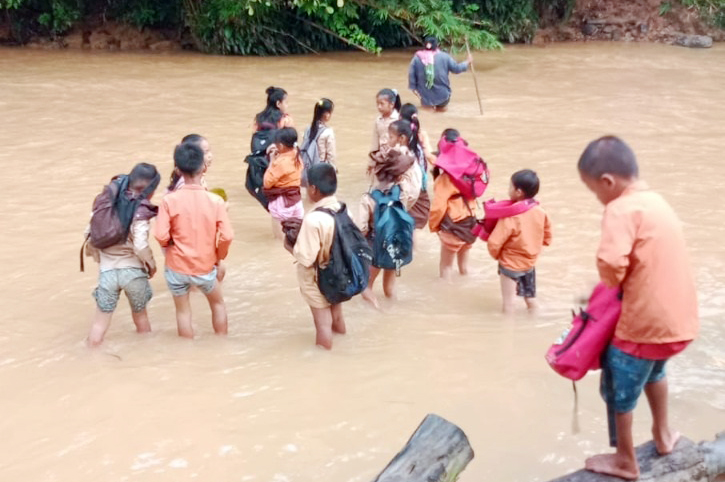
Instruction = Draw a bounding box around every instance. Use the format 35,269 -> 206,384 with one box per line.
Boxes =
438,231 -> 473,254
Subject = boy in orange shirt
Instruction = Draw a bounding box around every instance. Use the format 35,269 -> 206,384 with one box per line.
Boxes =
578,136 -> 698,480
155,143 -> 234,339
487,169 -> 552,313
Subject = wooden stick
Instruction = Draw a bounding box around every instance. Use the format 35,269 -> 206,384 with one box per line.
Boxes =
465,40 -> 484,115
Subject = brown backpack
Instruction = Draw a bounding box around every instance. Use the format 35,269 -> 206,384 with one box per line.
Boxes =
80,176 -> 127,272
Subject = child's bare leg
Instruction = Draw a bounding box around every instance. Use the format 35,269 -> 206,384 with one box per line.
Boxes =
457,246 -> 471,275
87,308 -> 113,347
382,269 -> 397,298
525,297 -> 539,311
499,275 -> 518,314
585,411 -> 639,480
310,306 -> 333,349
361,267 -> 380,308
204,284 -> 228,335
331,303 -> 346,334
644,378 -> 679,454
271,217 -> 283,240
172,293 -> 194,339
131,309 -> 151,334
439,245 -> 456,281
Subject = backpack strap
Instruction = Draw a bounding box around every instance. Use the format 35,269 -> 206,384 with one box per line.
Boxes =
80,233 -> 89,272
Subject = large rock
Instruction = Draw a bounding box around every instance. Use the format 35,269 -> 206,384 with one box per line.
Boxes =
674,34 -> 713,48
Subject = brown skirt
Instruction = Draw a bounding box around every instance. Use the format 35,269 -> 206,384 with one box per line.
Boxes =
409,189 -> 431,229
439,214 -> 477,245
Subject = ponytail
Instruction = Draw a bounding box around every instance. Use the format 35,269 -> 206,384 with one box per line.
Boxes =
309,98 -> 334,141
400,103 -> 422,160
377,88 -> 401,113
256,86 -> 287,128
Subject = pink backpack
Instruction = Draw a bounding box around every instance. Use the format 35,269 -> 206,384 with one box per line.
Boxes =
435,137 -> 489,200
545,283 -> 622,381
472,198 -> 539,241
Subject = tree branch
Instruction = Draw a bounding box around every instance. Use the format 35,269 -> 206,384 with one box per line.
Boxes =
259,25 -> 320,54
293,14 -> 372,53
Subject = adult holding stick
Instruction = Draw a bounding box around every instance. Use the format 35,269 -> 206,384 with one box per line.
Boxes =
408,36 -> 473,113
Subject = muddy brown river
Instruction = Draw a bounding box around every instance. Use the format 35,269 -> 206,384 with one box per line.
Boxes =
0,42 -> 723,481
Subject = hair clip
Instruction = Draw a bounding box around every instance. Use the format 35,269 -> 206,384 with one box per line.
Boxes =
392,88 -> 398,96
318,99 -> 324,106
411,113 -> 418,120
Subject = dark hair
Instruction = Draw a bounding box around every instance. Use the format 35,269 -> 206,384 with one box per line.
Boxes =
390,119 -> 417,152
424,36 -> 438,50
129,162 -> 160,189
174,143 -> 204,176
275,127 -> 298,148
255,86 -> 287,128
442,128 -> 460,143
307,163 -> 337,196
399,103 -> 422,160
377,88 -> 401,112
511,169 -> 540,199
578,135 -> 639,178
169,134 -> 207,189
309,98 -> 334,140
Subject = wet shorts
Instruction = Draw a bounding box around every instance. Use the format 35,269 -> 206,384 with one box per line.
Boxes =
600,345 -> 667,413
498,265 -> 536,298
164,266 -> 217,297
93,268 -> 152,313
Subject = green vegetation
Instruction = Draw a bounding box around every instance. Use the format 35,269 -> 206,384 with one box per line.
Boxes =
680,0 -> 725,28
0,0 -> 575,53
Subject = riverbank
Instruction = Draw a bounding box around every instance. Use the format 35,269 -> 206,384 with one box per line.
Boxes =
0,0 -> 722,52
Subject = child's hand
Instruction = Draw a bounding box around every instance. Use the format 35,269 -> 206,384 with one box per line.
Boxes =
216,262 -> 227,282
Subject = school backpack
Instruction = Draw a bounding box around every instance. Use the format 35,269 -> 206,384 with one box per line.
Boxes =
87,175 -> 127,250
370,185 -> 415,274
435,137 -> 490,200
244,128 -> 276,211
545,283 -> 622,381
316,204 -> 373,304
299,126 -> 328,186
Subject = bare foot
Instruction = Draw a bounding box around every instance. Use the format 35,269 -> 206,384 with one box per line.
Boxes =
361,289 -> 380,310
654,429 -> 680,455
585,453 -> 639,480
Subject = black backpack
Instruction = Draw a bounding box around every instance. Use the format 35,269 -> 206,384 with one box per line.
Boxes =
316,203 -> 373,305
244,129 -> 276,210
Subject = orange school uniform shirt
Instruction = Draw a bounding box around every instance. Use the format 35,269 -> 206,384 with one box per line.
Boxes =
428,172 -> 476,232
155,184 -> 234,276
597,181 -> 698,345
486,204 -> 552,271
263,150 -> 303,189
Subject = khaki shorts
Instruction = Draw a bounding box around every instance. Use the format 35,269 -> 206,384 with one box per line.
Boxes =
93,268 -> 152,313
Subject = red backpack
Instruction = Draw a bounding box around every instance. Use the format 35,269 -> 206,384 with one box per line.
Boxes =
435,137 -> 489,200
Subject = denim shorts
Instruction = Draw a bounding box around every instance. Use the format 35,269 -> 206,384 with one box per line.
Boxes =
164,266 -> 217,297
600,345 -> 667,413
93,268 -> 152,313
498,265 -> 536,298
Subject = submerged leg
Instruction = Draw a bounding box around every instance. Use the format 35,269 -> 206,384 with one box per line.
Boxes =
331,303 -> 346,335
439,245 -> 456,281
499,275 -> 518,314
204,283 -> 228,336
382,269 -> 397,299
310,306 -> 333,349
87,308 -> 113,347
172,293 -> 194,339
361,267 -> 381,308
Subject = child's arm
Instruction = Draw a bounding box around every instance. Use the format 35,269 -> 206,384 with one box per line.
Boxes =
131,219 -> 156,277
215,201 -> 234,262
428,175 -> 451,232
596,207 -> 634,287
293,218 -> 321,268
356,194 -> 374,236
543,212 -> 553,247
320,129 -> 336,167
263,157 -> 282,190
370,120 -> 380,153
486,217 -> 513,261
154,199 -> 172,248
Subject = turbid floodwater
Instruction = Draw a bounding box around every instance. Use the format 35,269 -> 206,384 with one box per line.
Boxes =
0,42 -> 723,482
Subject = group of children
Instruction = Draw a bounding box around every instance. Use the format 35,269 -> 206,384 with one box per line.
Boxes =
84,81 -> 700,480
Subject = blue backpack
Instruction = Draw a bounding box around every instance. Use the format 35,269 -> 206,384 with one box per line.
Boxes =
370,185 -> 415,274
316,204 -> 373,304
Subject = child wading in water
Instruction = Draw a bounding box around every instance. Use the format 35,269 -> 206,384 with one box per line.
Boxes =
263,128 -> 304,239
155,143 -> 234,338
369,88 -> 401,166
254,86 -> 293,131
486,169 -> 552,313
578,136 -> 698,480
167,134 -> 213,193
429,129 -> 477,281
289,163 -> 347,349
300,98 -> 336,181
359,120 -> 422,307
85,163 -> 161,346
399,103 -> 432,230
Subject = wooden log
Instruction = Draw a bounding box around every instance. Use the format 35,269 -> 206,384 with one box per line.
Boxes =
372,413 -> 474,482
548,432 -> 725,482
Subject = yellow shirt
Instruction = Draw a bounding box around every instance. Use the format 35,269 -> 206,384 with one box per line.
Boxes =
597,181 -> 698,344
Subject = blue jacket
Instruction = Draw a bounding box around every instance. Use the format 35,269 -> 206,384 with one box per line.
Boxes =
408,51 -> 469,107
